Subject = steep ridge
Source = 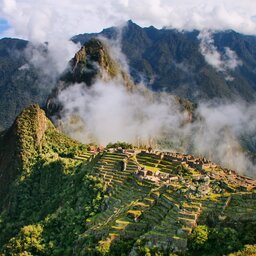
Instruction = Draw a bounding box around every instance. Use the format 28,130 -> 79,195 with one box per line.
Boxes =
0,104 -> 47,204
74,20 -> 256,102
0,107 -> 255,255
0,105 -> 98,255
46,38 -> 134,117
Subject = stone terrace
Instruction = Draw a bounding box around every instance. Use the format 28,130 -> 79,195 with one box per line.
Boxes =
76,148 -> 256,254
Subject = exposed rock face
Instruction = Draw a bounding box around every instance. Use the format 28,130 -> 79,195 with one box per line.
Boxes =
67,38 -> 120,84
46,38 -> 134,117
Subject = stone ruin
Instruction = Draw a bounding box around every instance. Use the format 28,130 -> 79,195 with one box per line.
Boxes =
134,167 -> 179,184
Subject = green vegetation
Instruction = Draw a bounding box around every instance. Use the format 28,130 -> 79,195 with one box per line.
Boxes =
0,105 -> 256,255
4,224 -> 45,255
106,141 -> 133,149
188,222 -> 256,256
229,245 -> 256,256
0,105 -> 105,255
189,225 -> 209,250
188,226 -> 240,255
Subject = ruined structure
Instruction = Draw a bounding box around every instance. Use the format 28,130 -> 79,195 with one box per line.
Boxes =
78,146 -> 256,253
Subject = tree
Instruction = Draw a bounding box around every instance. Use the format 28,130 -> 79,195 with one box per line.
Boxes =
189,225 -> 209,250
4,224 -> 45,256
228,244 -> 256,256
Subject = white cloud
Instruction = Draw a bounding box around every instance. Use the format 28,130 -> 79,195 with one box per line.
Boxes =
0,0 -> 252,81
0,0 -> 256,42
224,47 -> 242,70
198,30 -> 242,74
57,81 -> 183,146
56,78 -> 256,177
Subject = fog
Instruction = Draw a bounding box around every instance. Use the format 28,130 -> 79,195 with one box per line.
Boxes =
56,75 -> 256,177
0,0 -> 255,176
198,30 -> 242,80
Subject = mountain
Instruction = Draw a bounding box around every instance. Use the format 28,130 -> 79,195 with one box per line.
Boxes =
73,20 -> 256,102
0,21 -> 256,130
0,105 -> 255,255
46,38 -> 135,118
0,38 -> 51,131
46,37 -> 194,117
0,104 -> 97,255
1,20 -> 256,256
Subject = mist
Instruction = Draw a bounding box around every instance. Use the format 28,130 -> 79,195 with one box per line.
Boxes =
1,0 -> 255,98
57,81 -> 180,144
21,41 -> 80,90
1,1 -> 255,177
198,30 -> 242,80
55,74 -> 256,177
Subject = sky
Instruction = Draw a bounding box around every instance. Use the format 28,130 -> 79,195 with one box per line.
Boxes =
0,18 -> 9,34
0,0 -> 256,41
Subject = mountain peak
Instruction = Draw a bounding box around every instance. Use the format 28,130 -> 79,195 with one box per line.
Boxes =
47,38 -> 134,117
60,38 -> 120,85
7,104 -> 49,173
0,104 -> 48,204
14,104 -> 48,147
127,19 -> 140,27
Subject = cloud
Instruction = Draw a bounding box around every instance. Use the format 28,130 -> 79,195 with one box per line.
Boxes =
0,0 -> 252,87
56,76 -> 256,177
191,101 -> 256,175
0,0 -> 256,42
0,0 -> 255,177
57,81 -> 182,145
198,30 -> 242,75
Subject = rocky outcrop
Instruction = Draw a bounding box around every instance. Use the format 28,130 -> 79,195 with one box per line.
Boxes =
69,38 -> 120,84
46,38 -> 135,117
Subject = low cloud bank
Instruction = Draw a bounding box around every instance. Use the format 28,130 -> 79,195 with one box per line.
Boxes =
56,78 -> 256,177
198,30 -> 242,79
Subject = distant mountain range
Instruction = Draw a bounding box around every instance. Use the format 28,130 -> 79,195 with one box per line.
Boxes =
0,21 -> 256,130
74,20 -> 256,101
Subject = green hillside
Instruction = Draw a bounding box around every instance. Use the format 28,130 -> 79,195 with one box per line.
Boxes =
0,105 -> 102,255
0,105 -> 255,255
